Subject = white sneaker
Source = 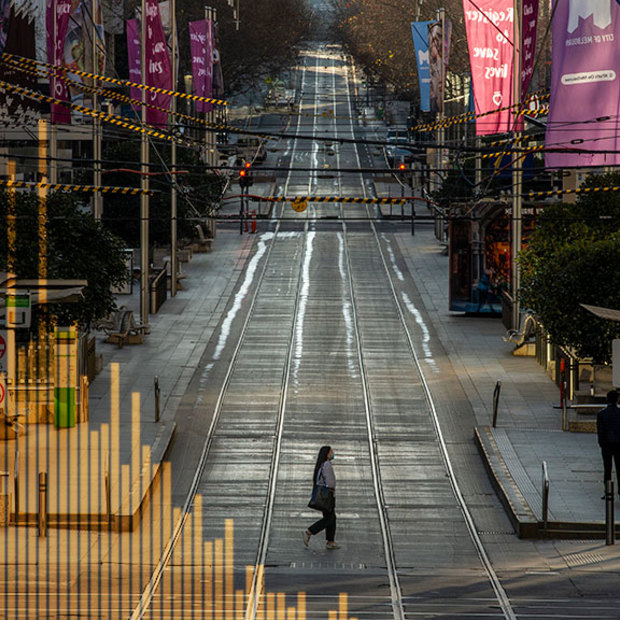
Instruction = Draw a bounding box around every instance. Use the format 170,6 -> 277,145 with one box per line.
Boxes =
326,541 -> 340,550
302,531 -> 311,547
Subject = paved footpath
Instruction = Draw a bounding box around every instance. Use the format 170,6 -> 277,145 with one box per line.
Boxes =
388,208 -> 608,538
0,228 -> 255,528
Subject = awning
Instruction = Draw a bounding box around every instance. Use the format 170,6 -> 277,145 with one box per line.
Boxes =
580,304 -> 620,323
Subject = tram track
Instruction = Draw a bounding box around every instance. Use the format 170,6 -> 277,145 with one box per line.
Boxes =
130,39 -> 519,620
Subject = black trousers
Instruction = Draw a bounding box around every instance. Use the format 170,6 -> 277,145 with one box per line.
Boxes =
309,506 -> 336,541
601,443 -> 620,490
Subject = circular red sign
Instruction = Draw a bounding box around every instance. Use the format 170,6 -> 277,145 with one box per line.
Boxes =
0,383 -> 4,405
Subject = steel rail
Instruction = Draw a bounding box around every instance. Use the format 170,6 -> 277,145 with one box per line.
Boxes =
337,52 -> 406,620
128,200 -> 287,620
338,45 -> 517,619
364,181 -> 519,620
244,54 -> 315,620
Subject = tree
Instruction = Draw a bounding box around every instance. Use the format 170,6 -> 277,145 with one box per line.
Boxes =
172,0 -> 311,94
519,172 -> 620,364
101,140 -> 225,248
0,190 -> 129,328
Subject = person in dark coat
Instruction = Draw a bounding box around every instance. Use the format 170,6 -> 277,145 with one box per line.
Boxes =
303,445 -> 340,549
597,389 -> 620,494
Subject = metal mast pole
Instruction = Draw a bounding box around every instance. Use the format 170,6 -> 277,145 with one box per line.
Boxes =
170,0 -> 178,296
92,0 -> 102,219
140,0 -> 150,328
436,7 -> 445,192
511,0 -> 522,330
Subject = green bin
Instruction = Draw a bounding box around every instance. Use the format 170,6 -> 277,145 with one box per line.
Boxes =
54,387 -> 76,428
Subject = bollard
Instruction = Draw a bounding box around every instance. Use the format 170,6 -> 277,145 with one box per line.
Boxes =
492,380 -> 501,428
251,210 -> 257,234
154,376 -> 160,423
541,461 -> 549,531
562,380 -> 568,431
38,472 -> 47,538
13,450 -> 19,520
0,471 -> 9,526
606,480 -> 615,545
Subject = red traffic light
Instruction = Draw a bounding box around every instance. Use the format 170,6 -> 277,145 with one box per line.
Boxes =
398,163 -> 407,171
239,169 -> 247,177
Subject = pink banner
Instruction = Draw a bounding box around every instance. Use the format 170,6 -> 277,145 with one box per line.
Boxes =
189,20 -> 206,113
463,0 -> 515,135
521,0 -> 538,96
46,0 -> 71,124
545,2 -> 620,168
126,19 -> 141,111
144,0 -> 172,127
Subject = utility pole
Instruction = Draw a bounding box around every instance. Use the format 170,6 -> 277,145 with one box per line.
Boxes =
170,0 -> 178,296
140,0 -> 150,328
92,0 -> 102,220
511,0 -> 523,330
435,7 -> 445,193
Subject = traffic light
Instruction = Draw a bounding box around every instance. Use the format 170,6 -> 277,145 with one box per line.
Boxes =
238,162 -> 253,188
398,162 -> 407,173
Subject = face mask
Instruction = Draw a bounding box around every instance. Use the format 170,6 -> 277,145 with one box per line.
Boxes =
330,452 -> 335,461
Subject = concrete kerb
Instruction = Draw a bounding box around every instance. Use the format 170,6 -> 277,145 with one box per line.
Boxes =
475,426 -> 620,540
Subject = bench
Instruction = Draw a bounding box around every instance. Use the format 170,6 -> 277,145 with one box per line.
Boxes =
99,308 -> 147,348
193,223 -> 213,253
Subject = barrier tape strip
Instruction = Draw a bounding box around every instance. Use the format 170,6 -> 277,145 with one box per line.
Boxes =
0,179 -> 155,195
0,79 -> 206,150
412,93 -> 550,133
259,196 -> 408,204
1,52 -> 227,107
2,58 -> 227,135
527,185 -> 620,199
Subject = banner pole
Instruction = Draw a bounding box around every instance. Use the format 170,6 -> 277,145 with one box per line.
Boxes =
140,0 -> 151,329
511,0 -> 523,331
170,0 -> 178,296
92,0 -> 102,220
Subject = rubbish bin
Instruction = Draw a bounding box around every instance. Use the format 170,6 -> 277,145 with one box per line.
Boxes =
54,327 -> 77,428
0,471 -> 10,526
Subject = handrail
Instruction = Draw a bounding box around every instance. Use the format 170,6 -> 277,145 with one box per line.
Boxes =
542,461 -> 549,530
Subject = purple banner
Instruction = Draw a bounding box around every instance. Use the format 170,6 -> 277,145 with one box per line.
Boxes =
126,19 -> 141,111
46,0 -> 72,124
545,1 -> 620,168
189,20 -> 206,113
521,0 -> 538,96
144,0 -> 172,127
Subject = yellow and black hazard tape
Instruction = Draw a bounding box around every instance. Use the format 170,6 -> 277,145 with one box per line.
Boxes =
2,52 -> 227,108
265,196 -> 408,204
0,79 -> 206,151
527,185 -> 620,200
0,179 -> 155,195
3,58 -> 229,136
481,144 -> 546,160
412,93 -> 550,134
2,58 -> 271,146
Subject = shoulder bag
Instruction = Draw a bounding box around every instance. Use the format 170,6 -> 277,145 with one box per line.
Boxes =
308,464 -> 334,511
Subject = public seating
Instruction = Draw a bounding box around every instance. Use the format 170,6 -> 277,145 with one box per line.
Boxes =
97,308 -> 146,348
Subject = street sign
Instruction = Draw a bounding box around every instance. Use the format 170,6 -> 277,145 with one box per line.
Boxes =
0,373 -> 5,408
292,198 -> 307,213
6,293 -> 31,328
